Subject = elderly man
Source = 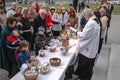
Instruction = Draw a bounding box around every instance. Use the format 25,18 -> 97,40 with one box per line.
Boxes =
19,8 -> 33,45
33,9 -> 46,35
74,8 -> 100,80
6,2 -> 17,18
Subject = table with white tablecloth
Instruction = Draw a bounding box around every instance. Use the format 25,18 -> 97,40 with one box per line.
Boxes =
10,39 -> 78,80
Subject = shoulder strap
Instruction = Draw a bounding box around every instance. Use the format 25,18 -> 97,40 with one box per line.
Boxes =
93,18 -> 99,24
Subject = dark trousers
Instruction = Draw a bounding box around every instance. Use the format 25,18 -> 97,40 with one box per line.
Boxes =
35,46 -> 39,56
62,25 -> 65,30
30,34 -> 35,51
8,51 -> 19,77
105,28 -> 108,44
98,38 -> 103,54
75,53 -> 95,80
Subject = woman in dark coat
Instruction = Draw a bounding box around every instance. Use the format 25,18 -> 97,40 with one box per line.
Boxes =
0,17 -> 17,76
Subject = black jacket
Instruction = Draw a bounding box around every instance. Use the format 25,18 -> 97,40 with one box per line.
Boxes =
19,17 -> 32,42
35,33 -> 48,49
33,15 -> 46,35
34,33 -> 49,55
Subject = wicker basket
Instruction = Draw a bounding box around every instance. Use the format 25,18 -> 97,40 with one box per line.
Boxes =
49,58 -> 61,66
31,59 -> 39,66
60,47 -> 68,55
24,69 -> 39,80
49,48 -> 56,52
40,62 -> 50,74
62,39 -> 69,47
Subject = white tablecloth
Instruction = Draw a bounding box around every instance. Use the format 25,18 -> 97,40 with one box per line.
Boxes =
11,39 -> 78,80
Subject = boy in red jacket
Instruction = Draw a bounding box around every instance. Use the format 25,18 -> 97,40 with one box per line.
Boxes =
6,29 -> 24,76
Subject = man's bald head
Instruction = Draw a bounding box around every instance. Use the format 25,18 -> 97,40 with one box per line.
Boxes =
11,2 -> 17,10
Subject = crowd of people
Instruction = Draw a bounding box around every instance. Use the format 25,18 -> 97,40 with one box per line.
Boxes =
0,0 -> 113,80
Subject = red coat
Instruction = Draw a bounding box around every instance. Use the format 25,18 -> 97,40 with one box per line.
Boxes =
45,12 -> 52,30
35,4 -> 40,13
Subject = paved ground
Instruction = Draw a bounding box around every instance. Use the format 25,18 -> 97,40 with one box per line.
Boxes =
108,15 -> 120,44
92,15 -> 120,80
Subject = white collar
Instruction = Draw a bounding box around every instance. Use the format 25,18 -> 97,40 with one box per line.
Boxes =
89,15 -> 96,20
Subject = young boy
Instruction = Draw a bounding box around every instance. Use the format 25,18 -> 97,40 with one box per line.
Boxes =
18,40 -> 32,68
35,26 -> 49,56
6,29 -> 24,55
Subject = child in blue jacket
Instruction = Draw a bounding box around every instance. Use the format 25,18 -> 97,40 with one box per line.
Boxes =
18,40 -> 31,68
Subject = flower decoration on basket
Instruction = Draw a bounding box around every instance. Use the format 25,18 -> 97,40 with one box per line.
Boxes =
23,65 -> 40,80
23,58 -> 40,80
61,30 -> 69,47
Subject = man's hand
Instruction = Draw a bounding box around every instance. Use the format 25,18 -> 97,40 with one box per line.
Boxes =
30,26 -> 34,34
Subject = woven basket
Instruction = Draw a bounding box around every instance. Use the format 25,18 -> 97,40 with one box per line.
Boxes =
50,48 -> 56,52
62,39 -> 69,47
49,58 -> 61,66
24,69 -> 39,80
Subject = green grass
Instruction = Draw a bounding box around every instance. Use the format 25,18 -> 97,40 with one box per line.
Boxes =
87,3 -> 120,15
48,4 -> 69,9
47,3 -> 120,15
112,6 -> 120,15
